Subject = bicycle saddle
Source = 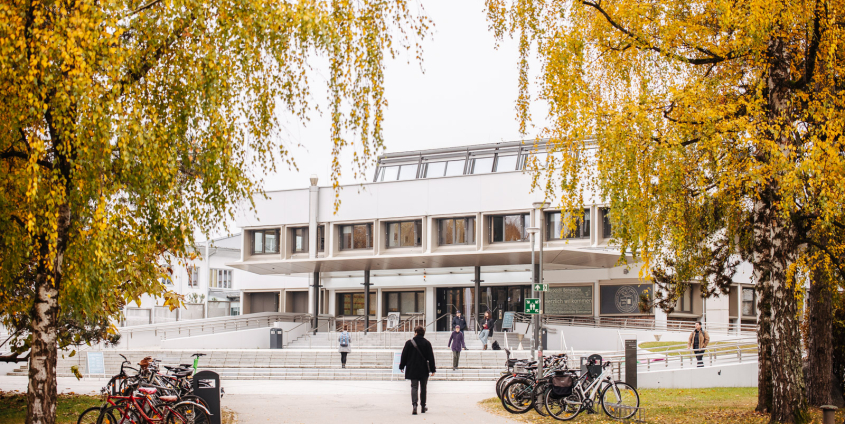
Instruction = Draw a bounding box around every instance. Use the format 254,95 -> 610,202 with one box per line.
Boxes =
159,395 -> 178,402
139,387 -> 156,395
173,370 -> 192,377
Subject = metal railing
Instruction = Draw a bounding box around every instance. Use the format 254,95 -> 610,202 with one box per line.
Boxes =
514,313 -> 757,335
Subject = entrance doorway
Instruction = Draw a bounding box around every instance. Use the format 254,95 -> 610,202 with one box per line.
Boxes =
435,285 -> 529,331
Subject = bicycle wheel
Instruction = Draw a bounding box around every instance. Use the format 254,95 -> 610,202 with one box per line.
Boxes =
500,379 -> 535,414
495,374 -> 512,399
533,384 -> 549,416
600,381 -> 640,419
96,405 -> 135,424
544,389 -> 582,421
165,402 -> 210,424
77,406 -> 103,424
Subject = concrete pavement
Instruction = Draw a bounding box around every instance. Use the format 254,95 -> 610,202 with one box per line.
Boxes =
0,377 -> 516,424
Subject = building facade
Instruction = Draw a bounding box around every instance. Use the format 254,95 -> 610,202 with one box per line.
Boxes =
216,141 -> 759,332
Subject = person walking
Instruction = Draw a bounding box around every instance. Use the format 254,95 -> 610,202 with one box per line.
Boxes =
448,324 -> 467,370
451,310 -> 467,336
400,326 -> 436,415
338,325 -> 352,368
687,321 -> 710,367
479,310 -> 495,350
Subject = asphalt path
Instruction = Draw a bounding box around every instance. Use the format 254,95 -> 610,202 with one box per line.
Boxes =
0,377 -> 517,424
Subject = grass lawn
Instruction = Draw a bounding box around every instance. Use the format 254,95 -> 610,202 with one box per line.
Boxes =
0,391 -> 102,424
481,387 -> 845,424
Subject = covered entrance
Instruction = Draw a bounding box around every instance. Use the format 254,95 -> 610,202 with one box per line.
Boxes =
435,285 -> 529,332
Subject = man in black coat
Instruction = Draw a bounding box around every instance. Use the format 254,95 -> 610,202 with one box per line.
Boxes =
399,326 -> 436,415
451,310 -> 467,336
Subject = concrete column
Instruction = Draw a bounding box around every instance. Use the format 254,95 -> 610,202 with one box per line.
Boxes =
474,266 -> 481,329
376,287 -> 384,332
280,289 -> 286,313
593,280 -> 600,319
312,271 -> 320,332
328,289 -> 336,317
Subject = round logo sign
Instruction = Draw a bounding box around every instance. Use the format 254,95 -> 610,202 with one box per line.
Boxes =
614,286 -> 639,314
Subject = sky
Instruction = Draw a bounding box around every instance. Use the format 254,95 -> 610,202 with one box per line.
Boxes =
260,0 -> 549,192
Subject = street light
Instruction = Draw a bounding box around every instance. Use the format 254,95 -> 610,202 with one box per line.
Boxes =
526,226 -> 540,359
531,200 -> 547,380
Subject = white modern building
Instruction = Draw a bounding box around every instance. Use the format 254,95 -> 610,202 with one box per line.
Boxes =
221,140 -> 759,333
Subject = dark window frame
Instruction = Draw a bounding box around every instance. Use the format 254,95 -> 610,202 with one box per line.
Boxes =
290,225 -> 326,253
741,287 -> 756,317
385,220 -> 423,248
600,207 -> 613,238
489,214 -> 531,243
251,229 -> 280,255
383,291 -> 425,314
546,209 -> 591,240
339,223 -> 373,250
336,292 -> 376,316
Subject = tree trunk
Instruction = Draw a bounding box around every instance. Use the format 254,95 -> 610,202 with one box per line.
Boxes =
806,264 -> 832,407
26,270 -> 59,424
756,276 -> 773,414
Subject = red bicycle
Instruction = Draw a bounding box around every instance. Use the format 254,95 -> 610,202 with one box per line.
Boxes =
97,386 -> 210,424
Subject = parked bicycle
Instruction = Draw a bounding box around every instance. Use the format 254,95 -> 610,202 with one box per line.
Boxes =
544,354 -> 639,420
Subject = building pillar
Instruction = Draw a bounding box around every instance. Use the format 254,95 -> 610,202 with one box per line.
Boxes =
376,287 -> 383,332
425,286 -> 435,332
328,289 -> 336,318
474,266 -> 481,331
363,270 -> 371,333
308,176 -> 319,260
593,280 -> 600,321
312,271 -> 320,332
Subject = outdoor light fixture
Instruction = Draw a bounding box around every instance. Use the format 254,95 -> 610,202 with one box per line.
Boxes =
310,174 -> 318,186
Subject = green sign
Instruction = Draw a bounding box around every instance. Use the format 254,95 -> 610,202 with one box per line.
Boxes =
525,298 -> 541,314
533,283 -> 549,292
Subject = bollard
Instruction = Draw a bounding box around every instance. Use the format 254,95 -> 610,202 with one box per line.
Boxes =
820,405 -> 837,424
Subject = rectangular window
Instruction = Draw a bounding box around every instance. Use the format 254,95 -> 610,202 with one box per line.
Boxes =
317,225 -> 325,252
336,293 -> 376,315
209,269 -> 233,289
547,209 -> 591,240
742,288 -> 755,316
340,224 -> 373,250
491,214 -> 530,242
252,229 -> 279,254
678,288 -> 693,313
293,228 -> 308,253
384,291 -> 424,314
187,265 -> 199,287
471,157 -> 494,174
387,220 -> 422,248
601,208 -> 613,238
494,155 -> 518,172
439,217 -> 475,245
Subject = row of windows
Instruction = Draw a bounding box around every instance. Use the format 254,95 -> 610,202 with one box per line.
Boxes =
375,153 -> 525,182
250,210 -> 614,253
336,291 -> 425,316
164,267 -> 233,288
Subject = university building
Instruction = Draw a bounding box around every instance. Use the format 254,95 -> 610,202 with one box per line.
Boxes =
222,140 -> 758,333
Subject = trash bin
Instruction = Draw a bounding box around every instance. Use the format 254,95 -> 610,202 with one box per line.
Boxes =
192,370 -> 222,424
270,328 -> 283,349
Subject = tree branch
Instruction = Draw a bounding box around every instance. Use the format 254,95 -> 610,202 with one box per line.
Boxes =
0,149 -> 54,169
581,0 -> 743,65
117,14 -> 196,95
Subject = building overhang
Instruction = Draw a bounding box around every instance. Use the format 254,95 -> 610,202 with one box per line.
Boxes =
227,246 -> 632,275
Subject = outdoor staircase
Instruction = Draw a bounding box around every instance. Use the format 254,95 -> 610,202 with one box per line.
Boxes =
7,346 -> 536,381
284,331 -> 521,351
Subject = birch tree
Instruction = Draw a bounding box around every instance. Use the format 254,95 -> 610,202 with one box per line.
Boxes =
0,0 -> 429,423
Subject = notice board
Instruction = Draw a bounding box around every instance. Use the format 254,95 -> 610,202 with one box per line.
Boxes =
545,286 -> 593,315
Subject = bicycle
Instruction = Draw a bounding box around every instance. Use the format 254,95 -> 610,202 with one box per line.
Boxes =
544,355 -> 639,421
97,385 -> 210,424
500,354 -> 570,415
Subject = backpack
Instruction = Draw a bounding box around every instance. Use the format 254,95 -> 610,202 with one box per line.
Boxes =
340,332 -> 349,348
491,340 -> 502,350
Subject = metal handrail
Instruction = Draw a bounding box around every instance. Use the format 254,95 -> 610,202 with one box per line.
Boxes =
519,313 -> 757,334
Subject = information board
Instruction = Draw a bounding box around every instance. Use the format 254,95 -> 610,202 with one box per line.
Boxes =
387,312 -> 401,329
545,286 -> 593,315
392,352 -> 402,379
501,311 -> 515,330
600,284 -> 652,315
86,352 -> 105,376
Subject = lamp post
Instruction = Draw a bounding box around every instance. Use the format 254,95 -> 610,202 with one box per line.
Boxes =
526,226 -> 540,360
531,200 -> 547,380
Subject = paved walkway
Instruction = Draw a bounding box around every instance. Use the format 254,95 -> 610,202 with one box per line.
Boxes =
0,377 -> 516,424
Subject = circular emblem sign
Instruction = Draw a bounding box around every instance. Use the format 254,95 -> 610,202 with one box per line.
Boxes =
614,286 -> 639,314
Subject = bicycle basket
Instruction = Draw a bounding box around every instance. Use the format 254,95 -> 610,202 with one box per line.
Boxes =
550,374 -> 575,398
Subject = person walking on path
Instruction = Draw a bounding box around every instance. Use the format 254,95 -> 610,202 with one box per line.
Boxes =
479,310 -> 495,350
400,326 -> 436,415
451,310 -> 467,336
687,321 -> 710,367
338,325 -> 352,368
448,324 -> 468,370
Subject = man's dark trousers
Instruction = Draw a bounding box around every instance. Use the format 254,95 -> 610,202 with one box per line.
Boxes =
695,350 -> 704,367
411,378 -> 428,407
